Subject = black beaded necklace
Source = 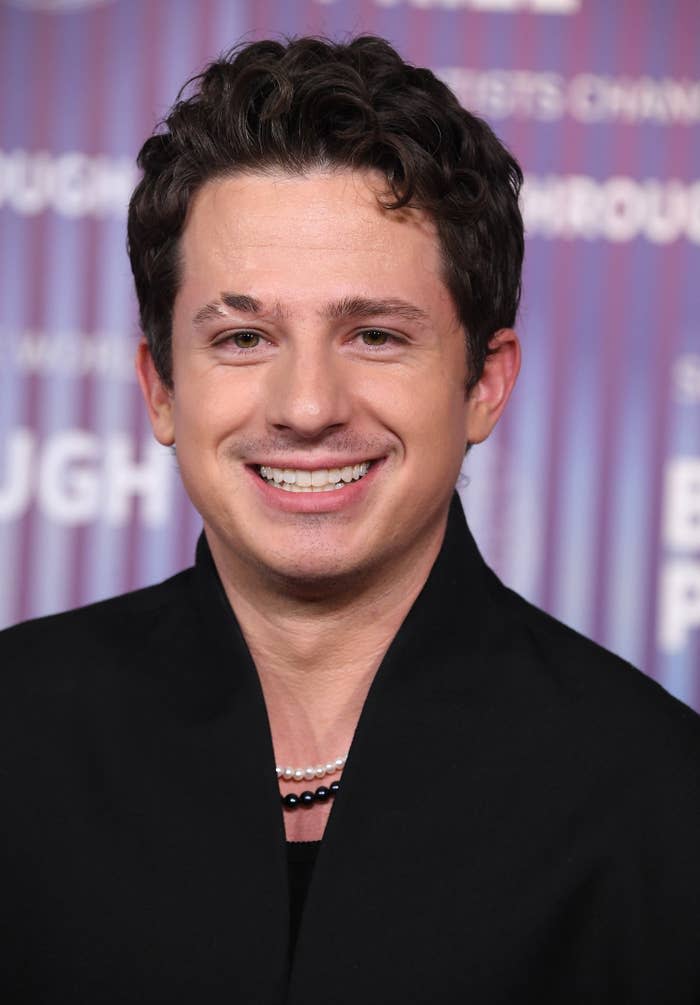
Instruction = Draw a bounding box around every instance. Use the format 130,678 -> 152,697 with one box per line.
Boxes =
281,779 -> 340,810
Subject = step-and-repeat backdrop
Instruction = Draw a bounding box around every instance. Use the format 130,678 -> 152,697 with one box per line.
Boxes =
1,0 -> 698,710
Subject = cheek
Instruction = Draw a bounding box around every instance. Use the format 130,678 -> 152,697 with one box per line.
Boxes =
360,366 -> 468,455
172,373 -> 260,442
406,374 -> 469,446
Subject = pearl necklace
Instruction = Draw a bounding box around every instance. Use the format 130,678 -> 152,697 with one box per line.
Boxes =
276,754 -> 347,783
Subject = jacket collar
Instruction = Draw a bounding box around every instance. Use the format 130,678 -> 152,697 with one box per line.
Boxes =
190,493 -> 497,993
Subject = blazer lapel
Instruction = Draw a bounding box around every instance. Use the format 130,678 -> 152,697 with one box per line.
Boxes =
145,537 -> 291,1001
287,495 -> 498,1002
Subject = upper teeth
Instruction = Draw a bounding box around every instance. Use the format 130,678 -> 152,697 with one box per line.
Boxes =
259,462 -> 370,491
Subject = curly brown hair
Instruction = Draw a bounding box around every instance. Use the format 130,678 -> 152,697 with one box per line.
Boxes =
127,35 -> 524,389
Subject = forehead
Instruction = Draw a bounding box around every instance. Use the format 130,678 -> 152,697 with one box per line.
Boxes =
176,168 -> 451,313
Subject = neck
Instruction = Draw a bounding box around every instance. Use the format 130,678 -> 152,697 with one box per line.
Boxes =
206,519 -> 447,766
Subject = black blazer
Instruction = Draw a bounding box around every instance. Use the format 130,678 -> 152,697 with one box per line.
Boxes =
2,497 -> 699,1004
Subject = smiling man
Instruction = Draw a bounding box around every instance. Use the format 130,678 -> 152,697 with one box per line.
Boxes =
143,170 -> 496,600
2,35 -> 700,1005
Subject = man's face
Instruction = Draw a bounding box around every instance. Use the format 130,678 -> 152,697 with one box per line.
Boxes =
142,169 -> 499,592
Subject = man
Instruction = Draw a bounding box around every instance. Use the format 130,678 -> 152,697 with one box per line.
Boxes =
1,36 -> 699,1004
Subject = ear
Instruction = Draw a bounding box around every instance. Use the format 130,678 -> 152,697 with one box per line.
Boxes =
464,328 -> 520,446
135,340 -> 175,446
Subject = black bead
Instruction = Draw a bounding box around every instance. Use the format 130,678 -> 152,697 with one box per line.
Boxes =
282,793 -> 300,810
329,780 -> 340,796
299,791 -> 315,807
314,786 -> 330,802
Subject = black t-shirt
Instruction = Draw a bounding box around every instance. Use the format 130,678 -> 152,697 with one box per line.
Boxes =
286,840 -> 321,954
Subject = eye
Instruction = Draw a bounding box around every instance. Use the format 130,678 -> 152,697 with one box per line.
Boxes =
360,328 -> 390,347
230,331 -> 261,349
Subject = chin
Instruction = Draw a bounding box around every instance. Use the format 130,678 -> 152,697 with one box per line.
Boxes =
252,548 -> 373,598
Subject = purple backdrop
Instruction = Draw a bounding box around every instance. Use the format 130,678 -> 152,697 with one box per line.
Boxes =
1,0 -> 698,710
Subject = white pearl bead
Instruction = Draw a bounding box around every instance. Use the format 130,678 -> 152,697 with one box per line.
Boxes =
276,756 -> 346,781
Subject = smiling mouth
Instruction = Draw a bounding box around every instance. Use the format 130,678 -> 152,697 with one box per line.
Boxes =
258,462 -> 372,492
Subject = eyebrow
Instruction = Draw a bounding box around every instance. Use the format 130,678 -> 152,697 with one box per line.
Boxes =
192,293 -> 263,327
191,292 -> 430,328
322,296 -> 430,325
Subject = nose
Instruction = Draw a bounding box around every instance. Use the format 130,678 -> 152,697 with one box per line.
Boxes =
265,340 -> 352,439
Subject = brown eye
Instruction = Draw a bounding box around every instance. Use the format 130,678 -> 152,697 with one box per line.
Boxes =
361,329 -> 389,347
232,331 -> 260,349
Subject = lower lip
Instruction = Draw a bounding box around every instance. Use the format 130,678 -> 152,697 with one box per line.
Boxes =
247,462 -> 384,513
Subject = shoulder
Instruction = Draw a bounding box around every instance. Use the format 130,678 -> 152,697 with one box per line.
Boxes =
0,568 -> 196,693
464,574 -> 700,896
487,571 -> 700,767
